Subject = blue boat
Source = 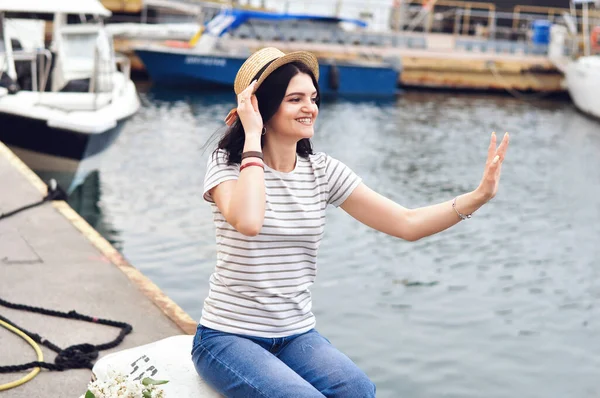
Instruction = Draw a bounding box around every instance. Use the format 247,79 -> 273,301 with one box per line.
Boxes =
134,9 -> 402,96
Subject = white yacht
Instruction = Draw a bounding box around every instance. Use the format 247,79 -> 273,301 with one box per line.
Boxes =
550,0 -> 600,120
565,55 -> 600,119
0,0 -> 140,188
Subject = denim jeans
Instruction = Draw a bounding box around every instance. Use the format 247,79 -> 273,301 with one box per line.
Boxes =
191,325 -> 376,397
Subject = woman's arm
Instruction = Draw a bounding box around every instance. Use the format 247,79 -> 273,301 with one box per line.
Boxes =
211,81 -> 266,237
211,133 -> 265,236
340,185 -> 486,241
340,132 -> 510,241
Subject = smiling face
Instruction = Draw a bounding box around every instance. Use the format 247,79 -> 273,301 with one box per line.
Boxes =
266,72 -> 319,141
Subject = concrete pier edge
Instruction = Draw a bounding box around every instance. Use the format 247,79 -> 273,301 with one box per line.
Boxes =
0,141 -> 197,335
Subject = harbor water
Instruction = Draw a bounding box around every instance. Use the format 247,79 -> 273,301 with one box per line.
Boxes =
65,84 -> 600,398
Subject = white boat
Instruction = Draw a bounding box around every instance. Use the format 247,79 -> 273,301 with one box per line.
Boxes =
565,55 -> 600,119
0,0 -> 140,191
550,0 -> 600,120
132,8 -> 403,97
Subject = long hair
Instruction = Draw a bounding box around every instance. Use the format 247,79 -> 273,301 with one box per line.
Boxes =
216,61 -> 320,165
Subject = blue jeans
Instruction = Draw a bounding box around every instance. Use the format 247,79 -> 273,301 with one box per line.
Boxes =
191,325 -> 376,397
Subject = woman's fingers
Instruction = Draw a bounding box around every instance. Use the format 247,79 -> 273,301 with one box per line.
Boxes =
497,132 -> 510,160
237,93 -> 249,107
495,162 -> 503,178
487,132 -> 497,165
236,81 -> 263,134
251,94 -> 259,112
490,134 -> 509,178
238,80 -> 257,106
488,132 -> 510,165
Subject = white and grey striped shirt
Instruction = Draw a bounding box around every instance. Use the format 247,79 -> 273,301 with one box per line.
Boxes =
201,149 -> 362,338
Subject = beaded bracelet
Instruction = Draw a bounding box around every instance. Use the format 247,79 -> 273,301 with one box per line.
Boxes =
240,161 -> 264,172
241,151 -> 263,160
452,197 -> 472,220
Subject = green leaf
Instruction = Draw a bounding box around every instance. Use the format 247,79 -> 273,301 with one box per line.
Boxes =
142,391 -> 152,398
85,391 -> 96,398
141,377 -> 169,386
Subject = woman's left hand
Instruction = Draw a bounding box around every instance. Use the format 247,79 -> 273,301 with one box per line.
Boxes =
476,132 -> 510,202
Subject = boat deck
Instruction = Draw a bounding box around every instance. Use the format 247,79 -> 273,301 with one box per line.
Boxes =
115,31 -> 565,92
227,33 -> 564,92
0,142 -> 196,397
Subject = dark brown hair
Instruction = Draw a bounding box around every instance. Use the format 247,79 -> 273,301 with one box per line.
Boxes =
216,61 -> 321,165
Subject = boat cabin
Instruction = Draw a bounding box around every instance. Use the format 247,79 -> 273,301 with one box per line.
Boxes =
0,0 -> 116,97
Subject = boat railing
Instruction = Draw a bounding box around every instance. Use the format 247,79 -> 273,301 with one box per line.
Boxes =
229,20 -> 429,50
11,48 -> 53,93
402,0 -> 496,34
512,5 -> 600,31
282,0 -> 593,45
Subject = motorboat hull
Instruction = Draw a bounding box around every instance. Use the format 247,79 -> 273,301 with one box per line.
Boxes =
565,56 -> 600,120
135,48 -> 401,96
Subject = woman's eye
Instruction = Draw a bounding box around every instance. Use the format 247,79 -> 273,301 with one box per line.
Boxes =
311,97 -> 318,103
290,98 -> 300,102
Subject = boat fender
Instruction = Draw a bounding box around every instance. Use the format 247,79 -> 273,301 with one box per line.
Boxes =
382,55 -> 403,73
329,63 -> 340,91
592,26 -> 600,52
164,40 -> 192,49
6,81 -> 19,95
83,335 -> 221,397
0,74 -> 19,95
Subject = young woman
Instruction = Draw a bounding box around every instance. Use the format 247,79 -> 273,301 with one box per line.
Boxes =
192,47 -> 510,397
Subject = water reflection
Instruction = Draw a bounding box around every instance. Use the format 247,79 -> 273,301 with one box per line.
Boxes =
67,171 -> 123,251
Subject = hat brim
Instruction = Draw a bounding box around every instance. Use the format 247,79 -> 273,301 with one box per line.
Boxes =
249,51 -> 319,95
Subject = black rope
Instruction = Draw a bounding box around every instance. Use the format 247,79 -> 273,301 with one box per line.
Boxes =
0,179 -> 67,221
0,297 -> 133,372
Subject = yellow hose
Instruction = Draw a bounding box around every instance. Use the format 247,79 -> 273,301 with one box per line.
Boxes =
0,318 -> 43,391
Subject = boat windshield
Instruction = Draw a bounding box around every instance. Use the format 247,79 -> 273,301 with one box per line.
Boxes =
61,30 -> 99,70
57,25 -> 113,80
51,24 -> 115,93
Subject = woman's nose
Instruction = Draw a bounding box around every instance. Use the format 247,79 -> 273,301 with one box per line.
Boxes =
302,101 -> 317,113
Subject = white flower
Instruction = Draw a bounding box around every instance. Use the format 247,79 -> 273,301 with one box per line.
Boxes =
85,371 -> 167,398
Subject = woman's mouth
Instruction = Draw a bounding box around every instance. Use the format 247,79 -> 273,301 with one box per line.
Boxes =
296,117 -> 312,126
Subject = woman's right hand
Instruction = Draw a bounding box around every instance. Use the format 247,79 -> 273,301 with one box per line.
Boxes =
237,80 -> 263,137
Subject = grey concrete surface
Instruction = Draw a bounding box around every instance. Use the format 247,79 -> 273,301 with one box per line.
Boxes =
0,151 -> 189,397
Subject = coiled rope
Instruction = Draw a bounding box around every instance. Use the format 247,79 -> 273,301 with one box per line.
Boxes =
0,178 -> 133,391
0,297 -> 133,390
0,318 -> 43,391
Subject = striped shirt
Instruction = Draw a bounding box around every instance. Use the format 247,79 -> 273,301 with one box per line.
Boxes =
201,149 -> 362,338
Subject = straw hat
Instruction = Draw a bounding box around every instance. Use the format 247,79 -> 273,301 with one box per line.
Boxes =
233,47 -> 319,95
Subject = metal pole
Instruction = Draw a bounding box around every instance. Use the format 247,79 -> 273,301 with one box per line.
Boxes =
335,0 -> 342,18
1,13 -> 17,81
398,0 -> 407,32
31,54 -> 38,92
141,4 -> 148,24
454,10 -> 461,36
489,9 -> 496,40
462,5 -> 471,35
583,2 -> 590,56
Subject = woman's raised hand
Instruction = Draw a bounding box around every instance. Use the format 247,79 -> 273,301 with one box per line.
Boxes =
237,80 -> 263,137
476,132 -> 510,202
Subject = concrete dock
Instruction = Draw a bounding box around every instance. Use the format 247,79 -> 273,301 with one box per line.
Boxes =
0,142 -> 197,397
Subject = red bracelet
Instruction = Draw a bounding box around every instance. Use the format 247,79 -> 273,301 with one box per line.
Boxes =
240,161 -> 264,172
